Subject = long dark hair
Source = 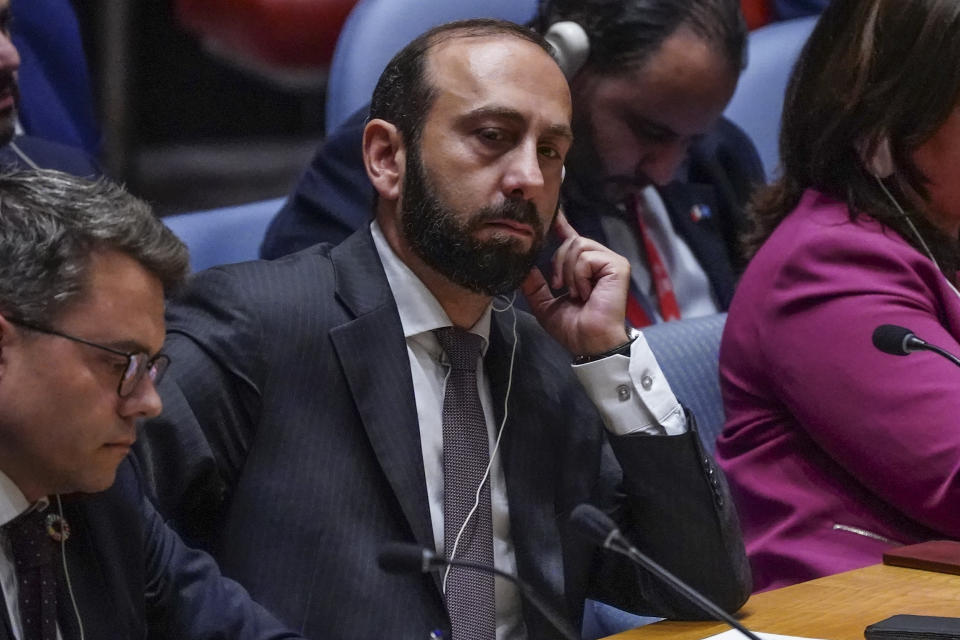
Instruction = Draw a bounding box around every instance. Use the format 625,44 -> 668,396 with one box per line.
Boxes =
744,0 -> 960,277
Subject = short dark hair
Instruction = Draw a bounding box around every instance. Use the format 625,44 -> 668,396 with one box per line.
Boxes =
744,0 -> 960,273
368,18 -> 555,149
0,169 -> 189,326
539,0 -> 747,76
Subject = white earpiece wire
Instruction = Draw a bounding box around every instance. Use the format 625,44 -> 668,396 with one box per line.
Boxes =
442,294 -> 519,593
56,495 -> 85,640
875,175 -> 960,302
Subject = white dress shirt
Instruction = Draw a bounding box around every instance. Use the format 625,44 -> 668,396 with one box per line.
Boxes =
601,186 -> 719,320
371,221 -> 686,639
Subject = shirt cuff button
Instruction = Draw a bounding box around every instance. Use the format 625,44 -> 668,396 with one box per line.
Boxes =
640,374 -> 654,391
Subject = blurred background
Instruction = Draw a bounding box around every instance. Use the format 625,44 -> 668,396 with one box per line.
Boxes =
72,0 -> 355,214
50,0 -> 806,217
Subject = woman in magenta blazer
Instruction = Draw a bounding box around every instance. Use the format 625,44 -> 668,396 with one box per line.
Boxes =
717,0 -> 960,591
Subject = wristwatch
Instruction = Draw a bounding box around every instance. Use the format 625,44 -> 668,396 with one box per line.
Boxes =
572,327 -> 641,365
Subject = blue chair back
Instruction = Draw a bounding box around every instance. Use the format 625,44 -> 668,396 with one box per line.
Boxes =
723,16 -> 818,181
642,313 -> 728,454
324,0 -> 539,133
163,198 -> 283,272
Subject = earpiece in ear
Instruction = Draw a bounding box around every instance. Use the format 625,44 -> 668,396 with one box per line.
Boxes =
561,165 -> 566,182
858,136 -> 895,178
544,21 -> 590,79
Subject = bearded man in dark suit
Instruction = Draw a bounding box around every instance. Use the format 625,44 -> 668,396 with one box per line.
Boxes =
138,18 -> 750,640
261,0 -> 763,326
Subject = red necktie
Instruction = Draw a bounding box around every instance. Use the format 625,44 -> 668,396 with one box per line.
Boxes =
626,193 -> 681,325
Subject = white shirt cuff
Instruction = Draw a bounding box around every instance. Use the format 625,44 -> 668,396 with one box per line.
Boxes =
572,331 -> 687,436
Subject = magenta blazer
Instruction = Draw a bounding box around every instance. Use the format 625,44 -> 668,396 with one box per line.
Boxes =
717,189 -> 960,591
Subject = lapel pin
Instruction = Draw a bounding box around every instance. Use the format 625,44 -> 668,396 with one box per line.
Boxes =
690,204 -> 712,222
45,513 -> 70,542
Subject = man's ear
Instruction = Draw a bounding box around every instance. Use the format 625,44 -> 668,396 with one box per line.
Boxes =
363,118 -> 405,202
0,313 -> 13,377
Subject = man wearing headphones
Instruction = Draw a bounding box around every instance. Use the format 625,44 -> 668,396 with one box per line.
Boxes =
138,18 -> 749,640
261,0 -> 762,327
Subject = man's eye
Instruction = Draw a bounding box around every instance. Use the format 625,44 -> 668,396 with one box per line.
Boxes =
477,129 -> 508,143
630,121 -> 676,144
538,146 -> 560,159
106,356 -> 129,374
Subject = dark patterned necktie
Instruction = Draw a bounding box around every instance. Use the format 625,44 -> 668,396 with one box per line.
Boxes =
434,327 -> 496,640
4,507 -> 58,640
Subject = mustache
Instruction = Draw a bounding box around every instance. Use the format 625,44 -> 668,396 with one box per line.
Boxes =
471,198 -> 542,230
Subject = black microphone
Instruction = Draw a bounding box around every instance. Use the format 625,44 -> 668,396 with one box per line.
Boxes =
873,324 -> 960,367
378,542 -> 579,640
570,504 -> 762,640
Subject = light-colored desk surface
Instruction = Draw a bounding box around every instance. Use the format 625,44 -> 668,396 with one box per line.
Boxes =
606,564 -> 960,640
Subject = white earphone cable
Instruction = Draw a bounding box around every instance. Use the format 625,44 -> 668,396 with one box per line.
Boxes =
442,294 -> 519,593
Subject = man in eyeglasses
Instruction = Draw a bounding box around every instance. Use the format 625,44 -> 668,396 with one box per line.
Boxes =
0,169 -> 301,640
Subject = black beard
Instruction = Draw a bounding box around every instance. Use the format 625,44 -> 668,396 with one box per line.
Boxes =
400,145 -> 546,296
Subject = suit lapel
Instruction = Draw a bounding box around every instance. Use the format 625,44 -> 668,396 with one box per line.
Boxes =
58,501 -> 131,640
658,182 -> 738,309
328,230 -> 435,552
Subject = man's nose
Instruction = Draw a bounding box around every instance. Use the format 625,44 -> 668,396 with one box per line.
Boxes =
0,30 -> 21,75
119,376 -> 164,420
502,141 -> 546,200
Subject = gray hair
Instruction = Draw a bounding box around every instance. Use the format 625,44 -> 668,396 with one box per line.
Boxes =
0,169 -> 189,326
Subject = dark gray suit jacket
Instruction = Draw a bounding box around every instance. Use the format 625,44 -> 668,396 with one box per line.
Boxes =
135,228 -> 750,639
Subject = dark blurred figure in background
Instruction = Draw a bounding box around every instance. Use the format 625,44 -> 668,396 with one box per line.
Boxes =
11,0 -> 101,156
718,0 -> 960,592
772,0 -> 828,20
740,0 -> 827,28
0,0 -> 98,175
261,0 -> 764,327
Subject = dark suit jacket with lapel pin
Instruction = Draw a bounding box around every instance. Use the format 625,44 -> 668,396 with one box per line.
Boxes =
135,227 -> 751,639
0,458 -> 299,640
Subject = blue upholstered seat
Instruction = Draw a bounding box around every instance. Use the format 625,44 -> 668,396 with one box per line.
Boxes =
324,0 -> 539,133
643,313 -> 728,454
724,16 -> 819,180
163,198 -> 283,272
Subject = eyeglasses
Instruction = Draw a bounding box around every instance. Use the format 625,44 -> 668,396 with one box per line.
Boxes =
10,319 -> 170,397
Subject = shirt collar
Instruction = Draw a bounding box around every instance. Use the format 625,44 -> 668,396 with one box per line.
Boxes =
370,221 -> 491,355
0,468 -> 48,526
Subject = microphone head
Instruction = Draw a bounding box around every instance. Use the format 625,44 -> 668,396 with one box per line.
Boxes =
872,324 -> 918,356
378,542 -> 435,574
569,503 -> 619,547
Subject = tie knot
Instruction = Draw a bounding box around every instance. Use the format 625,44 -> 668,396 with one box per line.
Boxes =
434,327 -> 483,372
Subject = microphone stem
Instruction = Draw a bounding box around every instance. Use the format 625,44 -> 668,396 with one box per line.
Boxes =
608,540 -> 763,640
433,559 -> 580,640
923,343 -> 960,368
